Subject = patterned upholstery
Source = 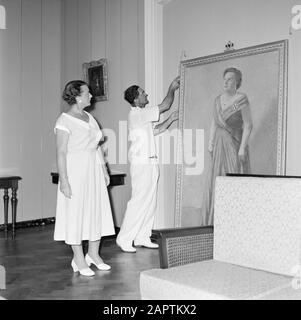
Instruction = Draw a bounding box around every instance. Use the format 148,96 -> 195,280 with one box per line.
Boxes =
140,260 -> 300,300
214,176 -> 301,276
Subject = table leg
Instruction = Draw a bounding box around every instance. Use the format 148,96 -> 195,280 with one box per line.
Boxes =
11,188 -> 18,239
3,189 -> 9,237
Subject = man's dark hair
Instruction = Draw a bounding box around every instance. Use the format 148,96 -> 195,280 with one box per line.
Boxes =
124,85 -> 139,107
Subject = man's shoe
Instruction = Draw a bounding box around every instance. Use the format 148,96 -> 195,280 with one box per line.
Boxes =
116,239 -> 137,253
134,240 -> 159,249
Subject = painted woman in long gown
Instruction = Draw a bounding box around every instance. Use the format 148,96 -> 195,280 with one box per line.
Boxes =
200,68 -> 253,226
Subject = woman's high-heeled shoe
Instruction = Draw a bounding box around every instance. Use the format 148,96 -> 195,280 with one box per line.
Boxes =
85,254 -> 111,271
71,259 -> 95,276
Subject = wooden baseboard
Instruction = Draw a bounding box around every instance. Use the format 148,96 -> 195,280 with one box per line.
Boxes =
0,218 -> 121,239
0,219 -> 150,244
0,217 -> 56,232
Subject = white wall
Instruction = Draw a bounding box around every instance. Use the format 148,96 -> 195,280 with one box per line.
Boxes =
0,0 -> 61,223
62,0 -> 145,226
162,0 -> 301,226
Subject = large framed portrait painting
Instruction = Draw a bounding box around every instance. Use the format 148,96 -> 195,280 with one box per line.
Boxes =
83,58 -> 108,102
175,40 -> 288,227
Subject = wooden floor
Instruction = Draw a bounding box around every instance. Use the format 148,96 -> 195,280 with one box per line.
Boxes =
0,225 -> 160,300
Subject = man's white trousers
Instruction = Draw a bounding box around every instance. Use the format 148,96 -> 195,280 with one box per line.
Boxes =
117,162 -> 159,246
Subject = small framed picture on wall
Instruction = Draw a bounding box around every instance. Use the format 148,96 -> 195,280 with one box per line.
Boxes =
83,58 -> 108,102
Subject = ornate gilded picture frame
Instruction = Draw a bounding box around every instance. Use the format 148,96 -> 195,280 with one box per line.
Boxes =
83,58 -> 108,102
175,40 -> 288,228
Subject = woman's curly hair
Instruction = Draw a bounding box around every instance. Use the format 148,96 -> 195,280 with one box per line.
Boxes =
62,80 -> 88,105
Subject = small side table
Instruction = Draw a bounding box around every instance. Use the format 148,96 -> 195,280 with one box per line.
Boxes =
0,176 -> 22,239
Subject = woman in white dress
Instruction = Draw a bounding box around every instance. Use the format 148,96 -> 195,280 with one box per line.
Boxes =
54,80 -> 115,276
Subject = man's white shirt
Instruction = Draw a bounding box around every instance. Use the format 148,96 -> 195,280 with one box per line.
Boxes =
128,105 -> 159,164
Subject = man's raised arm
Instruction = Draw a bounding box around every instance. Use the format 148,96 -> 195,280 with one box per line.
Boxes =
158,76 -> 180,115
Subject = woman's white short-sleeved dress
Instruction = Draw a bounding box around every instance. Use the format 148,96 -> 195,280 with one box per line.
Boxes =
54,111 -> 115,245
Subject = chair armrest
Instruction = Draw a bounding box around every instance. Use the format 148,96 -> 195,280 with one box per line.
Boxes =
152,226 -> 214,269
